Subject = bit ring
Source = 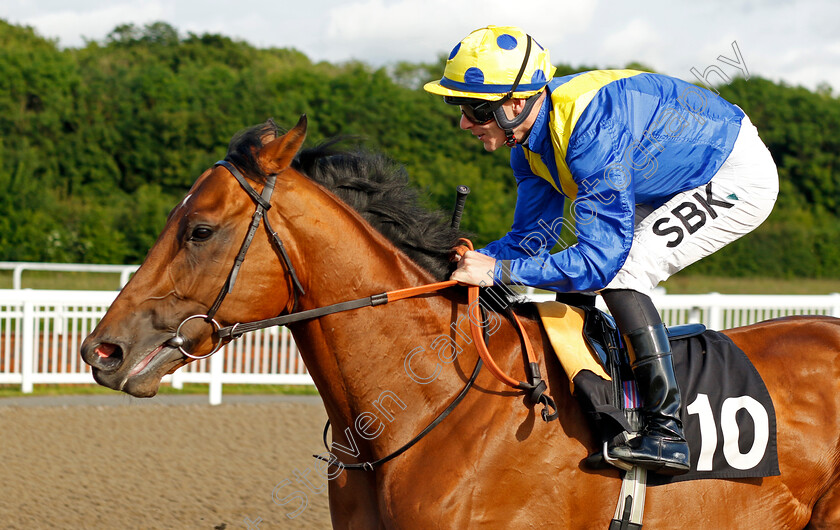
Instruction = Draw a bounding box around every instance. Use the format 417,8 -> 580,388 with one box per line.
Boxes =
173,314 -> 223,360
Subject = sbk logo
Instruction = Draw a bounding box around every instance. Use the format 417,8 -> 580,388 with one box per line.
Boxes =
652,183 -> 735,248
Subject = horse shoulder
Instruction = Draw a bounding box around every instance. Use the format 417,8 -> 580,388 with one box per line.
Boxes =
328,470 -> 386,528
372,309 -> 621,526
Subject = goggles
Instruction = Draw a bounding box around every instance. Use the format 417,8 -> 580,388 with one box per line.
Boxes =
445,96 -> 505,125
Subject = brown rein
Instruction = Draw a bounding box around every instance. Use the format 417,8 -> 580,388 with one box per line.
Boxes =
306,261 -> 559,471
217,277 -> 537,389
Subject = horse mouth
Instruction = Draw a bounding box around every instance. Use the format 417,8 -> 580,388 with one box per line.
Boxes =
125,345 -> 166,380
90,342 -> 185,397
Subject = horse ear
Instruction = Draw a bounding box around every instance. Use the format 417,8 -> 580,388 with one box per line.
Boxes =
258,115 -> 307,174
259,118 -> 278,145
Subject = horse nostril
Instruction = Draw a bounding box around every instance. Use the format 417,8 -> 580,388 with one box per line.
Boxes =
95,343 -> 116,358
94,343 -> 123,371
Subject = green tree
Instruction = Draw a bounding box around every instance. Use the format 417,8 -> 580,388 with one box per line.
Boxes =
0,18 -> 837,278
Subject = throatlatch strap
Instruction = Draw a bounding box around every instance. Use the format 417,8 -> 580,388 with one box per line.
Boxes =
262,213 -> 305,311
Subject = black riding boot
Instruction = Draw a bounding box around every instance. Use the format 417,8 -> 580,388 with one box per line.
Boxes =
602,290 -> 690,475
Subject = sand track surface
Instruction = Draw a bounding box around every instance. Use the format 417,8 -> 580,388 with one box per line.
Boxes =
1,395 -> 333,529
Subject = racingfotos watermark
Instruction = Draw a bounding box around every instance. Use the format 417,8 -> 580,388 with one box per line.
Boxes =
404,285 -> 511,384
507,83 -> 715,272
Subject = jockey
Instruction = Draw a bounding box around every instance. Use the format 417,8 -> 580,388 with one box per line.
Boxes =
424,25 -> 779,475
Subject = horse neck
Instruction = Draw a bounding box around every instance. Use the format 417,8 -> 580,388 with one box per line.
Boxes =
275,177 -> 463,449
271,179 -> 591,467
278,176 -> 439,311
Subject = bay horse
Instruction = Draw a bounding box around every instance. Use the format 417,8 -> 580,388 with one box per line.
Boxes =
81,117 -> 840,528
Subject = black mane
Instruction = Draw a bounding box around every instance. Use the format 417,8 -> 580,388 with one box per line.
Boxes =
226,120 -> 461,280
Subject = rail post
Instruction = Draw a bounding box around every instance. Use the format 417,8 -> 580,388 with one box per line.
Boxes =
21,296 -> 35,393
689,305 -> 702,324
119,269 -> 133,288
209,347 -> 224,405
707,292 -> 723,330
170,366 -> 184,389
13,264 -> 25,290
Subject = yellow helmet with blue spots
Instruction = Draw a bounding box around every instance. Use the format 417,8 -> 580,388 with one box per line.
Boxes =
424,26 -> 556,101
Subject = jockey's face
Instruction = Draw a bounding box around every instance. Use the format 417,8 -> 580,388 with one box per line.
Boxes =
459,99 -> 518,152
458,95 -> 541,152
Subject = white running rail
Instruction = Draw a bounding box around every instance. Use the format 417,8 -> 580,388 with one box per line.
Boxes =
0,262 -> 140,290
1,289 -> 838,404
0,289 -> 307,405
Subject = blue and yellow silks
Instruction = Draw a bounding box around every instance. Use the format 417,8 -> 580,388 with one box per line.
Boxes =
479,71 -> 745,292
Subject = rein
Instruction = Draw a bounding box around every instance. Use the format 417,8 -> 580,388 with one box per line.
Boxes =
170,160 -> 558,473
214,244 -> 558,422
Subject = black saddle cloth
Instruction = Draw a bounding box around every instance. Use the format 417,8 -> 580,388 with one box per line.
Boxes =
575,321 -> 780,485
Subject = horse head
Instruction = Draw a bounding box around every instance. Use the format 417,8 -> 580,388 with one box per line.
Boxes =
81,117 -> 308,397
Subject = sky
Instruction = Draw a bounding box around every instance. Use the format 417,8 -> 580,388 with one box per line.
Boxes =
1,0 -> 839,92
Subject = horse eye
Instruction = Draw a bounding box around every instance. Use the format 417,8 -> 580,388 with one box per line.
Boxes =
190,227 -> 213,241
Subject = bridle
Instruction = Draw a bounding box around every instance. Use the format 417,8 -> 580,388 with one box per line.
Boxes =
166,159 -> 305,359
166,158 -> 558,471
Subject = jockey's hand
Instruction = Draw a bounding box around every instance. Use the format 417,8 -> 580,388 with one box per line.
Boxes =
450,250 -> 496,287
